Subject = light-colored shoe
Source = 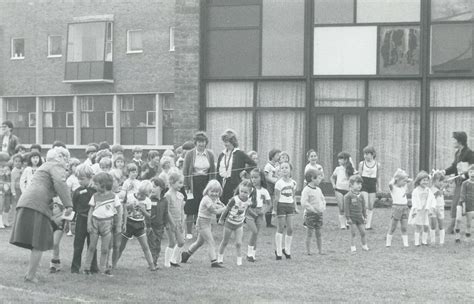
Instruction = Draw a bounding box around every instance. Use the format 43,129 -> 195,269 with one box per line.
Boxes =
362,245 -> 369,251
67,231 -> 73,236
186,234 -> 193,240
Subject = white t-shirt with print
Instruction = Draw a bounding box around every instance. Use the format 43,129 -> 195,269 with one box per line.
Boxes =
275,179 -> 296,204
254,187 -> 271,208
89,194 -> 121,219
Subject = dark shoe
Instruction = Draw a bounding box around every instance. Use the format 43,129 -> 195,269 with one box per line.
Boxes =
247,256 -> 255,262
49,267 -> 58,274
466,233 -> 471,237
366,227 -> 373,230
211,262 -> 224,268
266,224 -> 276,228
181,251 -> 191,263
282,249 -> 291,259
170,262 -> 180,267
103,269 -> 113,277
71,269 -> 80,274
274,250 -> 282,260
455,239 -> 461,243
149,266 -> 159,271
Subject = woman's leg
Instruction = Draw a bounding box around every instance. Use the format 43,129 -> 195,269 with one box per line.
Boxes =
50,229 -> 64,272
26,249 -> 43,281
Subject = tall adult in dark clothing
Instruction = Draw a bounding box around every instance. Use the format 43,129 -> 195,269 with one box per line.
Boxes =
183,131 -> 216,238
216,129 -> 257,205
443,132 -> 474,233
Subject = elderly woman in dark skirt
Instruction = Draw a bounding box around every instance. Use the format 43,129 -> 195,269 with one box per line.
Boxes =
216,129 -> 257,205
182,131 -> 216,239
10,147 -> 73,283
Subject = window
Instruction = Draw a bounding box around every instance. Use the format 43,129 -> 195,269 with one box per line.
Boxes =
42,98 -> 55,112
66,112 -> 74,127
81,97 -> 94,111
314,26 -> 377,75
314,0 -> 354,24
120,94 -> 157,145
106,22 -> 113,61
356,0 -> 420,23
11,38 -> 25,59
7,99 -> 18,112
431,80 -> 474,107
314,81 -> 365,107
120,95 -> 134,111
127,30 -> 143,53
206,82 -> 253,107
257,82 -> 306,107
169,27 -> 175,52
369,81 -> 421,107
105,112 -> 114,127
48,35 -> 62,57
28,113 -> 36,127
431,0 -> 472,22
379,27 -> 420,75
146,111 -> 156,126
5,97 -> 36,143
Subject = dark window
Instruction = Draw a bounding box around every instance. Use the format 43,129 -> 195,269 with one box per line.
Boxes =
48,36 -> 62,57
5,97 -> 36,143
379,27 -> 420,75
79,96 -> 113,144
11,38 -> 25,59
120,95 -> 156,145
314,0 -> 354,24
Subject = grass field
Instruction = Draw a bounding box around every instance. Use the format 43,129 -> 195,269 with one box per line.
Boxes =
0,206 -> 473,303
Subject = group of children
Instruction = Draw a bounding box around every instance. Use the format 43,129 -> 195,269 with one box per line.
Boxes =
3,139 -> 474,276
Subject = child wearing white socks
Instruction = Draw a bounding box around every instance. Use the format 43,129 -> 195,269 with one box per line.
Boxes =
358,146 -> 381,230
386,169 -> 411,248
430,171 -> 446,245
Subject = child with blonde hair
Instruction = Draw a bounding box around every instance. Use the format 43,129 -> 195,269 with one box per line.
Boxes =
430,171 -> 446,245
386,169 -> 411,247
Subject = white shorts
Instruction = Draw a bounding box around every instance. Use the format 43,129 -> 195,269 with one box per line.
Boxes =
430,206 -> 444,220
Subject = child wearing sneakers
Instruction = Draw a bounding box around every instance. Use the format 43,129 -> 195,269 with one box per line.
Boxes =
386,169 -> 411,247
456,164 -> 474,242
115,180 -> 157,271
147,177 -> 169,267
344,175 -> 369,253
218,180 -> 253,266
181,180 -> 227,268
301,168 -> 326,255
430,171 -> 446,245
84,173 -> 122,275
408,171 -> 436,246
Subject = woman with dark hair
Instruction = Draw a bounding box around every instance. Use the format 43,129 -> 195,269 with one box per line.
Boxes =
182,131 -> 216,239
443,131 -> 474,234
216,129 -> 257,205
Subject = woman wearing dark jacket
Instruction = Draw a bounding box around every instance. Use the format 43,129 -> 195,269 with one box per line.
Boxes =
10,147 -> 73,283
182,131 -> 216,238
216,129 -> 257,205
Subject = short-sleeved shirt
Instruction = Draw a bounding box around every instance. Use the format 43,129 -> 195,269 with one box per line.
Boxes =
390,185 -> 408,205
122,179 -> 140,194
275,179 -> 296,204
89,193 -> 121,219
431,186 -> 445,208
198,195 -> 221,219
333,166 -> 350,191
254,187 -> 271,208
125,193 -> 151,221
165,190 -> 185,223
301,185 -> 326,214
225,196 -> 252,226
304,163 -> 323,174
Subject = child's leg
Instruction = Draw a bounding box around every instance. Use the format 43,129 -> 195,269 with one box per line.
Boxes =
234,226 -> 243,265
386,219 -> 398,247
422,225 -> 429,245
185,214 -> 194,237
247,218 -> 257,258
305,227 -> 313,255
275,216 -> 286,256
164,228 -> 177,267
114,236 -> 129,267
357,224 -> 368,249
50,229 -> 64,272
335,192 -> 346,229
147,228 -> 159,265
466,212 -> 473,236
99,234 -> 112,272
437,215 -> 445,244
171,228 -> 185,264
71,216 -> 88,273
137,234 -> 154,268
84,233 -> 99,271
111,232 -> 122,268
350,224 -> 357,251
429,216 -> 437,244
365,193 -> 376,229
284,215 -> 294,255
8,194 -> 17,227
2,195 -> 11,227
0,194 -> 4,228
218,226 -> 233,263
401,219 -> 409,247
414,225 -> 422,246
315,228 -> 322,254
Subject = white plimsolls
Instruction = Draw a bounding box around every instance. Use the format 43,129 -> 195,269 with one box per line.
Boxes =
350,246 -> 356,252
386,234 -> 392,247
164,247 -> 173,267
217,254 -> 224,264
275,233 -> 283,256
247,245 -> 255,258
0,216 -> 4,229
365,210 -> 373,229
362,244 -> 369,251
236,257 -> 242,266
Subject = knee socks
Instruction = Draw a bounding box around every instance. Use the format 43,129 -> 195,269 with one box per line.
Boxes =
430,229 -> 436,244
402,235 -> 409,247
366,210 -> 373,229
284,235 -> 293,255
414,232 -> 420,246
164,247 -> 173,267
439,229 -> 445,244
386,234 -> 392,247
275,233 -> 283,256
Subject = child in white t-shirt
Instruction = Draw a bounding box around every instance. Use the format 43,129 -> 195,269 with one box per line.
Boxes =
430,171 -> 446,245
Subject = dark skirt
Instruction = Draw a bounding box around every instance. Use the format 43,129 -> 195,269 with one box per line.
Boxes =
10,207 -> 53,251
184,175 -> 209,215
221,180 -> 239,206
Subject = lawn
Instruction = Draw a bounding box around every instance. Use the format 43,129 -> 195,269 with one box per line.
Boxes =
0,206 -> 472,303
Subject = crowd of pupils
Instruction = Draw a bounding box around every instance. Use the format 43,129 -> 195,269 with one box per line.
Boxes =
3,130 -> 474,278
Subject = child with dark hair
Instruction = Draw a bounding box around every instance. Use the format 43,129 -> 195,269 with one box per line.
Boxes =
147,177 -> 169,267
10,153 -> 23,224
386,169 -> 411,248
456,164 -> 474,243
344,175 -> 369,253
20,151 -> 43,193
0,165 -> 12,228
131,146 -> 144,178
52,141 -> 67,149
430,171 -> 446,245
264,148 -> 281,228
122,163 -> 140,195
331,152 -> 355,230
141,150 -> 161,180
14,144 -> 27,156
358,146 -> 381,230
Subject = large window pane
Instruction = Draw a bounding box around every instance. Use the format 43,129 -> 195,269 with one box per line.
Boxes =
357,0 -> 421,23
314,26 -> 377,75
257,82 -> 305,107
120,95 -> 156,145
379,27 -> 420,75
208,5 -> 260,28
431,80 -> 474,107
80,95 -> 113,144
431,0 -> 472,22
262,0 -> 304,76
207,30 -> 259,77
206,111 -> 253,154
431,24 -> 473,74
314,0 -> 354,24
316,115 -> 334,182
257,111 -> 305,188
5,97 -> 36,143
369,111 -> 420,191
430,111 -> 474,170
67,22 -> 106,62
342,115 -> 360,166
314,80 -> 365,107
368,80 -> 420,107
207,82 -> 253,107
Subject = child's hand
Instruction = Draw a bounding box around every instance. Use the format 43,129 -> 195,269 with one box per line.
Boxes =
87,224 -> 93,234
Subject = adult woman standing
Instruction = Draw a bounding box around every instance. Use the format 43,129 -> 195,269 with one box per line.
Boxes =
183,131 -> 216,239
10,147 -> 73,283
216,129 -> 257,205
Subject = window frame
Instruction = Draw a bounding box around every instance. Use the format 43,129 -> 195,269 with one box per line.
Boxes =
11,37 -> 25,60
28,112 -> 36,128
80,97 -> 94,112
169,27 -> 175,52
66,112 -> 74,128
105,22 -> 113,61
120,96 -> 135,111
47,35 -> 62,58
126,29 -> 143,54
105,111 -> 114,128
42,98 -> 56,112
6,99 -> 19,112
146,111 -> 156,127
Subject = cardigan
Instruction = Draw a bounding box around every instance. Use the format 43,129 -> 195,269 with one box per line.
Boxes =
445,146 -> 474,176
183,148 -> 216,191
216,149 -> 257,187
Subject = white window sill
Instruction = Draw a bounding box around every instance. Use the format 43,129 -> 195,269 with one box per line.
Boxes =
11,57 -> 25,60
47,55 -> 62,58
126,50 -> 143,54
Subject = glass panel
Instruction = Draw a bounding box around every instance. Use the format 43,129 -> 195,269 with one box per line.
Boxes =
431,24 -> 473,74
314,26 -> 377,75
207,82 -> 253,107
206,111 -> 253,153
342,115 -> 360,166
5,98 -> 35,128
257,111 -> 305,188
257,82 -> 305,107
379,26 -> 420,75
431,0 -> 472,22
357,0 -> 421,23
262,0 -> 304,76
12,38 -> 25,58
430,111 -> 474,170
368,80 -> 420,107
208,5 -> 260,28
49,36 -> 62,56
67,22 -> 106,62
314,0 -> 354,24
314,80 -> 365,107
128,30 -> 142,52
368,111 -> 420,191
431,80 -> 474,107
316,115 -> 334,182
207,30 -> 259,77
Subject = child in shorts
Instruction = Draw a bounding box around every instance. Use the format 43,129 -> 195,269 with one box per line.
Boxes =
344,175 -> 369,253
430,171 -> 446,245
386,169 -> 411,247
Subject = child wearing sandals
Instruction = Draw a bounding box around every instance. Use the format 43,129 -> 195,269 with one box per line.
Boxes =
181,180 -> 227,267
386,169 -> 411,247
301,168 -> 326,255
344,175 -> 369,253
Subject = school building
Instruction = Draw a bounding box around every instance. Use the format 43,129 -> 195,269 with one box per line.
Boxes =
0,0 -> 473,191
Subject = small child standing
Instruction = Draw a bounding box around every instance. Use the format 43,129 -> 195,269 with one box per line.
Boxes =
70,164 -> 98,274
358,146 -> 381,230
218,180 -> 253,266
147,177 -> 169,267
19,151 -> 43,193
456,164 -> 474,242
386,169 -> 411,247
131,146 -> 144,178
408,171 -> 436,246
264,149 -> 281,228
331,152 -> 355,230
84,173 -> 122,275
9,153 -> 23,225
0,166 -> 11,228
164,170 -> 186,267
301,168 -> 326,255
122,163 -> 141,195
430,171 -> 446,245
344,175 -> 369,253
